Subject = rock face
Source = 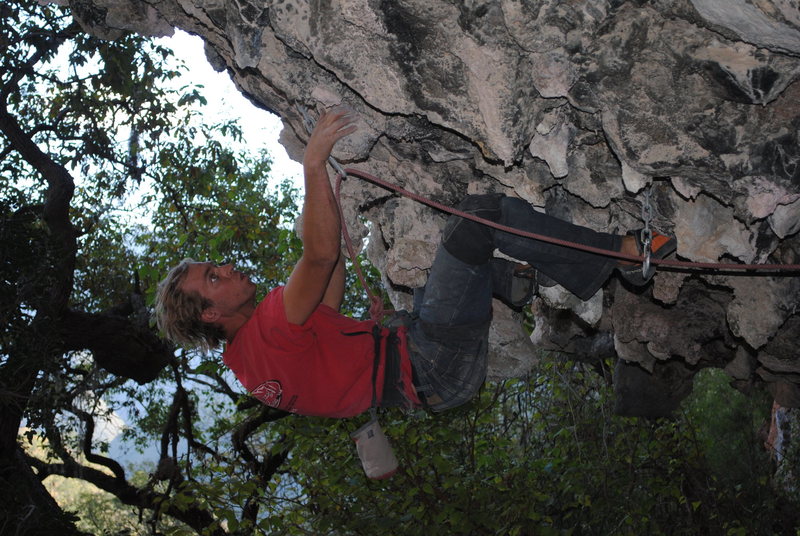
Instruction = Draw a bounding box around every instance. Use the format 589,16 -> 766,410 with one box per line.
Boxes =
71,0 -> 800,416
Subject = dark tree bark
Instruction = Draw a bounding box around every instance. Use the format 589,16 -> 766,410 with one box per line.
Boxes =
0,24 -> 165,531
60,309 -> 172,384
0,97 -> 86,536
25,455 -> 226,536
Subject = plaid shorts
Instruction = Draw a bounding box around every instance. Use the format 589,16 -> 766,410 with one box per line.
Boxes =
406,314 -> 490,412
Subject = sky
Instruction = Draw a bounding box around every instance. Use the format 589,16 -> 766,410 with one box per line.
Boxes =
155,30 -> 303,189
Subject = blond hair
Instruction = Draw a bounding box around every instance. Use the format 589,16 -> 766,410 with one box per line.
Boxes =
154,259 -> 225,352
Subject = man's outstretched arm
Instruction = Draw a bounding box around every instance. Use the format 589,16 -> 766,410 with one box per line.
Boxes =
283,108 -> 355,324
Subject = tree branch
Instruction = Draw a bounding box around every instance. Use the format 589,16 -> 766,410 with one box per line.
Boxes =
72,407 -> 126,481
59,309 -> 170,384
0,24 -> 77,104
25,454 -> 227,536
230,407 -> 289,467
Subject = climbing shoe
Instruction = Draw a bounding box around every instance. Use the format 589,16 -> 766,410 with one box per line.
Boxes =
490,258 -> 536,308
617,229 -> 677,286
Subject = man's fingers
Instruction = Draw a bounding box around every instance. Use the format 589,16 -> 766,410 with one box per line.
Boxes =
335,121 -> 357,136
322,111 -> 357,141
303,107 -> 358,168
319,107 -> 356,127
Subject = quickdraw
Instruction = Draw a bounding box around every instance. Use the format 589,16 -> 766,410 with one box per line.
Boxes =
640,185 -> 654,280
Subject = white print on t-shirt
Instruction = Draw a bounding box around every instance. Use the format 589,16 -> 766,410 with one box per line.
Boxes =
252,380 -> 282,408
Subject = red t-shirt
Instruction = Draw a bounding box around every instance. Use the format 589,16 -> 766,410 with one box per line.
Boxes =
222,287 -> 420,418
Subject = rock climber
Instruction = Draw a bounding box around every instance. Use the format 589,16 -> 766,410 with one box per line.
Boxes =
154,108 -> 676,418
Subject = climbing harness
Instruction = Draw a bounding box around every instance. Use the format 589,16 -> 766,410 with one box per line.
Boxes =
295,105 -> 800,296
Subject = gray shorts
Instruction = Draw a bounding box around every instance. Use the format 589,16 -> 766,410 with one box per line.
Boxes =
402,245 -> 494,412
407,315 -> 490,412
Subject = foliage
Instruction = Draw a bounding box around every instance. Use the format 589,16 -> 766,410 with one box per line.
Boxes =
273,360 -> 799,536
684,369 -> 773,487
1,0 -> 299,533
24,431 -> 191,535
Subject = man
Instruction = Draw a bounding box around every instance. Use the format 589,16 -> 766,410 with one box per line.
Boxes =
154,108 -> 676,418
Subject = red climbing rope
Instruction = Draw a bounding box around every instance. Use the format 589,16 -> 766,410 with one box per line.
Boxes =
334,172 -> 393,322
336,167 -> 800,274
296,103 -> 796,322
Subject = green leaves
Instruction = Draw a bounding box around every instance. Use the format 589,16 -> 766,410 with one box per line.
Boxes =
268,359 -> 793,535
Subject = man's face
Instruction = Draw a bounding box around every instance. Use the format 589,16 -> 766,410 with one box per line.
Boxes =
181,262 -> 256,322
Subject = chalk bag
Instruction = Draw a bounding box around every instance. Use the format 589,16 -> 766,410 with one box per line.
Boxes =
350,415 -> 399,479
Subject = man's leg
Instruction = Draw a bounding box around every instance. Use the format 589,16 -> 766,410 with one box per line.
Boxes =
442,194 -> 622,301
495,196 -> 621,300
414,247 -> 492,326
408,246 -> 492,411
409,193 -> 623,411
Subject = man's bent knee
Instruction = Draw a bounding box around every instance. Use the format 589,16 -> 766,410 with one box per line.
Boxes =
441,193 -> 504,265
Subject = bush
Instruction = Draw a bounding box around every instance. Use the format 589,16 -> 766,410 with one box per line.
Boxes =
272,359 -> 800,535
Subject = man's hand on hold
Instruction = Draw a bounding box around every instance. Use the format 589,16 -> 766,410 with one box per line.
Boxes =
303,107 -> 357,172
